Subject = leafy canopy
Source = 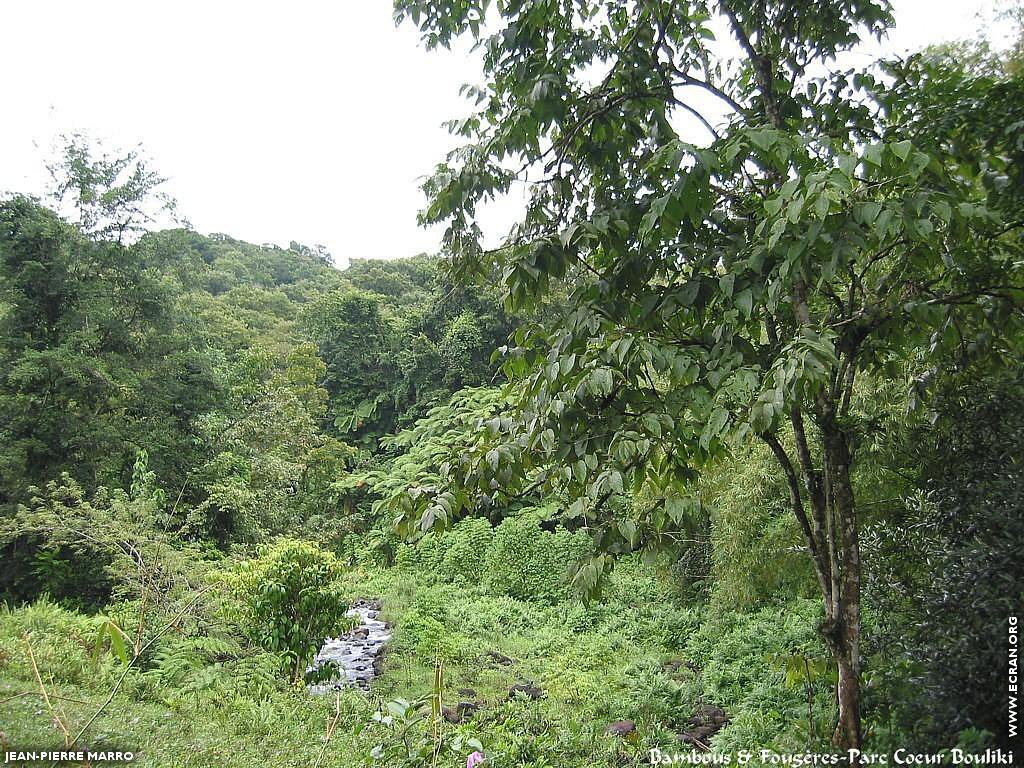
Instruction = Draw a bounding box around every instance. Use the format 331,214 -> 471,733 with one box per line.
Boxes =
388,0 -> 1024,577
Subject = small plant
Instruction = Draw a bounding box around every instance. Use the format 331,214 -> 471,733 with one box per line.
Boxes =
770,650 -> 833,746
91,615 -> 132,667
370,658 -> 483,767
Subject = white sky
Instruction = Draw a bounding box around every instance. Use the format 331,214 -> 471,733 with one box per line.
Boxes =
0,1 -> 1005,267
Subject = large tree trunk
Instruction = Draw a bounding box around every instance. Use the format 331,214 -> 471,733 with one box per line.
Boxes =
833,634 -> 862,751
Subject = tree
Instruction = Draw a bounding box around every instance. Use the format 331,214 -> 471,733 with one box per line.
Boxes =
391,0 -> 1024,750
864,365 -> 1024,748
220,538 -> 349,682
187,343 -> 350,545
0,196 -> 201,501
302,287 -> 399,439
45,133 -> 181,244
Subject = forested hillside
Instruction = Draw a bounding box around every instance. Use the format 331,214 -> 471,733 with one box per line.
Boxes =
1,2 -> 1023,767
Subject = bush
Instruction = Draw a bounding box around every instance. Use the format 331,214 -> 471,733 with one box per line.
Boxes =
220,539 -> 350,681
393,610 -> 471,662
0,598 -> 100,689
483,515 -> 590,602
684,598 -> 831,750
393,542 -> 420,570
437,517 -> 493,583
863,369 -> 1024,749
700,443 -> 816,610
445,594 -> 539,638
407,583 -> 458,624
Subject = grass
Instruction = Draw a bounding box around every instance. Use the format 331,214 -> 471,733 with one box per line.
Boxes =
0,556 -> 826,767
0,678 -> 368,767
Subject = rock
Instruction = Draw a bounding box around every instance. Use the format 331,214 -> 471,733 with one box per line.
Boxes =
605,720 -> 636,737
508,682 -> 543,701
486,650 -> 514,666
691,704 -> 727,724
663,659 -> 699,675
457,688 -> 477,698
678,704 -> 729,749
442,701 -> 480,724
351,598 -> 383,611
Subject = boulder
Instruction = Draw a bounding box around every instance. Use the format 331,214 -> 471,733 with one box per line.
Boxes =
486,650 -> 514,666
663,659 -> 699,675
508,682 -> 543,701
678,704 -> 729,749
441,701 -> 480,724
605,720 -> 636,737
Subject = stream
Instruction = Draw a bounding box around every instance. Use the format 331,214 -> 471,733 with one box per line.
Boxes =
308,598 -> 391,694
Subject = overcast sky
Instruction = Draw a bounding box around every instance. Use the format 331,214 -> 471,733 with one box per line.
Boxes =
0,1 -> 1004,267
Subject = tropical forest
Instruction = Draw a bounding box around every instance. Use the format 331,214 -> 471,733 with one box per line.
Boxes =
0,1 -> 1022,767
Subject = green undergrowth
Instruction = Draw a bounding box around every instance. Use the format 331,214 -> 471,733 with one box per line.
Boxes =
0,553 -> 835,767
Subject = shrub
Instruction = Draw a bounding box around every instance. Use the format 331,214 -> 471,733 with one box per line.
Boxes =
445,594 -> 539,639
220,538 -> 350,681
394,542 -> 419,570
684,598 -> 831,750
0,597 -> 100,688
483,515 -> 590,602
394,611 -> 446,661
437,517 -> 493,583
700,443 -> 816,610
863,369 -> 1024,749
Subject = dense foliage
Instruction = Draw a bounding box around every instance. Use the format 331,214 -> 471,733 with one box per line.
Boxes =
391,0 -> 1024,751
1,5 -> 1022,765
220,539 -> 352,681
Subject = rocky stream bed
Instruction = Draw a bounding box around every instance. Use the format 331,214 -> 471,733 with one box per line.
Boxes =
306,600 -> 730,748
308,598 -> 391,694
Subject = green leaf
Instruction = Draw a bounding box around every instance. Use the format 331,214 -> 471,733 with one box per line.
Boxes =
485,449 -> 500,471
890,140 -> 913,162
617,519 -> 637,543
748,128 -> 776,151
608,470 -> 624,494
107,620 -> 129,665
589,367 -> 614,396
863,143 -> 884,167
642,412 -> 662,437
708,407 -> 729,436
858,201 -> 881,224
735,288 -> 753,318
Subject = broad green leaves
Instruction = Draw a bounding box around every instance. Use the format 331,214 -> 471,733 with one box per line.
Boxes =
92,616 -> 131,666
219,539 -> 350,681
393,0 -> 1024,600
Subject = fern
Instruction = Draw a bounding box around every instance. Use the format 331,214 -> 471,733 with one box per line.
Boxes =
227,652 -> 285,700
